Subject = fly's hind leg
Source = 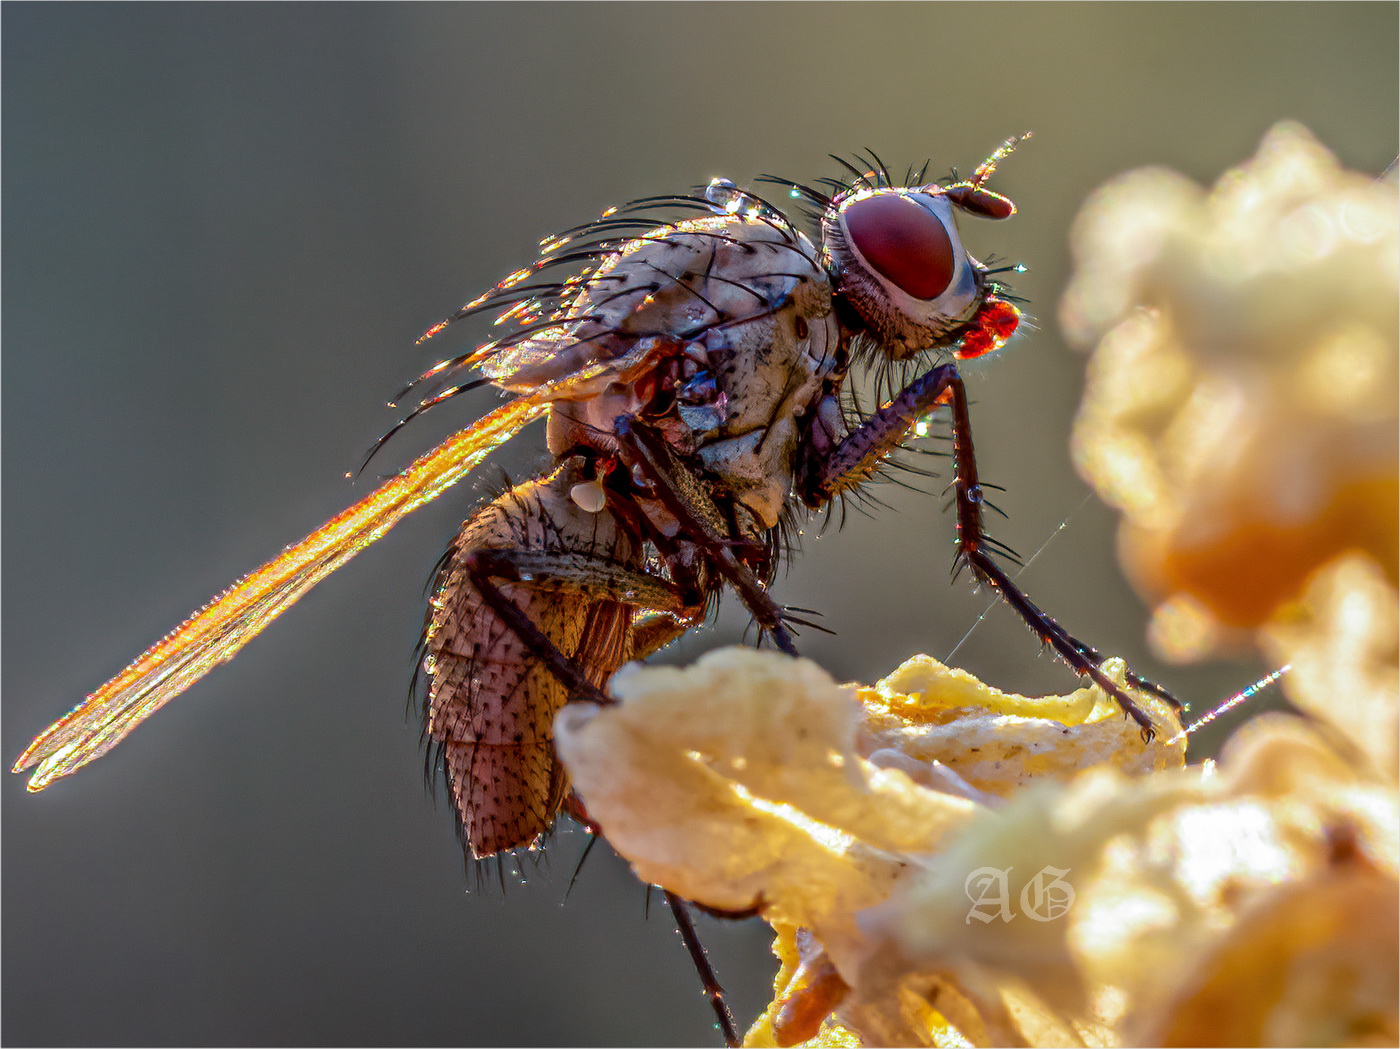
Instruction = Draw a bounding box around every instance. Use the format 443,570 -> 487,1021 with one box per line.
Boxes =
428,461 -> 693,857
450,546 -> 742,1044
801,362 -> 1179,737
458,546 -> 692,707
557,792 -> 742,1046
665,890 -> 740,1047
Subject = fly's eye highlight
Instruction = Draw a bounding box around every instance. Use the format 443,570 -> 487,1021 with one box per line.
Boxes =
841,192 -> 955,300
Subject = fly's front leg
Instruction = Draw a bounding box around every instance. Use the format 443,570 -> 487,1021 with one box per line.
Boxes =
801,361 -> 963,503
940,380 -> 1179,734
805,364 -> 1175,737
612,414 -> 800,656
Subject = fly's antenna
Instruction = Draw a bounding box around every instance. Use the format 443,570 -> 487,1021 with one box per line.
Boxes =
937,134 -> 1030,219
969,132 -> 1032,187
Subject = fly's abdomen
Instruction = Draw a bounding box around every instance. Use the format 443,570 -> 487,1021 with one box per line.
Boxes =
424,462 -> 637,857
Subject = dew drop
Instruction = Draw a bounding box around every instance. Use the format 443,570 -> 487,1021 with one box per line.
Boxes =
705,177 -> 743,215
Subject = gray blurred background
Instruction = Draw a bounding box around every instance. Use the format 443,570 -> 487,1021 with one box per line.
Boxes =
5,4 -> 1396,1046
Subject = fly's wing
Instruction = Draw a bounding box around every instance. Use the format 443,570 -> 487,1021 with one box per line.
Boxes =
13,394 -> 549,792
16,185 -> 820,792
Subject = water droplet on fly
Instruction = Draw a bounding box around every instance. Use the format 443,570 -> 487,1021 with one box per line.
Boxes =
706,178 -> 744,215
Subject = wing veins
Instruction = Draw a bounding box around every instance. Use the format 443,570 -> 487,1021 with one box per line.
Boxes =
15,395 -> 549,790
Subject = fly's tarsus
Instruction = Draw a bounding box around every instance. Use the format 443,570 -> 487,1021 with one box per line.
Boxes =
665,891 -> 740,1048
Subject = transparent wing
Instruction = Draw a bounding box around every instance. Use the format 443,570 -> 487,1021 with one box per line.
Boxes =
13,394 -> 550,791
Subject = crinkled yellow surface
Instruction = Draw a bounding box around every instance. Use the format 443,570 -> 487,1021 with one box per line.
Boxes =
1259,554 -> 1399,783
556,645 -> 1397,1046
555,649 -> 983,938
859,655 -> 1185,796
555,647 -> 1187,1045
869,715 -> 1397,1047
1061,122 -> 1398,652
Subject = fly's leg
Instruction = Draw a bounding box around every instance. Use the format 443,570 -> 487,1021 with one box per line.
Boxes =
804,363 -> 1174,737
459,547 -> 690,707
613,414 -> 799,655
1016,630 -> 1182,711
802,362 -> 964,502
666,890 -> 741,1048
459,550 -> 608,708
940,378 -> 1176,735
562,777 -> 742,1046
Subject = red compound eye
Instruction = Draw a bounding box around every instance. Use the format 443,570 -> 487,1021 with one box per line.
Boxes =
842,193 -> 955,300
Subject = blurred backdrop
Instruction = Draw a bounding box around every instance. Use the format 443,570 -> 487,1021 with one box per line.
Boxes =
5,4 -> 1396,1046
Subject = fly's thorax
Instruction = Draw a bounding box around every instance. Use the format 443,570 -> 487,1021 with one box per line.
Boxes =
691,291 -> 840,528
525,211 -> 842,529
663,217 -> 841,529
823,187 -> 989,358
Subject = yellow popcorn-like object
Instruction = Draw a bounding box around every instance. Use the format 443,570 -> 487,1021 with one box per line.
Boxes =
557,644 -> 1397,1046
1061,122 -> 1398,655
1260,553 -> 1399,784
554,647 -> 1183,1045
860,654 -> 1184,796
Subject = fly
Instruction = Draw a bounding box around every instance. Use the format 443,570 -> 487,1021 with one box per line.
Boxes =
14,136 -> 1179,1045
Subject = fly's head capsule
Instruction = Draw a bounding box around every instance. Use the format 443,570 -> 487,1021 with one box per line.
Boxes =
823,181 -> 1020,360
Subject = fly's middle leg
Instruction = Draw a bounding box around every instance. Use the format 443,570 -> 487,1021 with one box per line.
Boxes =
612,414 -> 800,655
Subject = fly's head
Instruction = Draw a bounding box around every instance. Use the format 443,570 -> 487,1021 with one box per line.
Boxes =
821,140 -> 1026,361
